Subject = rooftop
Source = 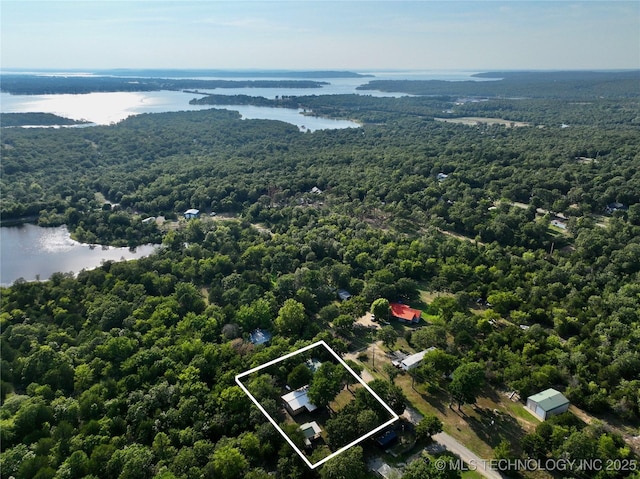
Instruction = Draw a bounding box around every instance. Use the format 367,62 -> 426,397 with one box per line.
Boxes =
401,347 -> 436,368
390,303 -> 422,322
300,421 -> 322,445
337,289 -> 352,301
528,388 -> 569,412
282,386 -> 318,414
305,358 -> 322,373
249,328 -> 272,345
375,429 -> 398,448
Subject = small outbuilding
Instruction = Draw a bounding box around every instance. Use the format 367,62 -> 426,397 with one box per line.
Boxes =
606,202 -> 627,214
249,328 -> 272,346
300,421 -> 322,446
400,347 -> 435,371
337,289 -> 352,301
374,430 -> 398,449
184,208 -> 200,219
526,388 -> 570,420
369,458 -> 402,479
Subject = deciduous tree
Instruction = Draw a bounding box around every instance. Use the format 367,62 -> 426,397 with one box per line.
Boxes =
209,445 -> 248,479
377,325 -> 398,349
274,299 -> 306,336
416,414 -> 443,442
448,362 -> 485,410
307,363 -> 343,409
319,445 -> 367,479
371,298 -> 390,321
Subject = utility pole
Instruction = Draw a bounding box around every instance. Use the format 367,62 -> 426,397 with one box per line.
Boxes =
371,344 -> 376,370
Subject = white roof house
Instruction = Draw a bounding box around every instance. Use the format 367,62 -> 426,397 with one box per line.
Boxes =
282,386 -> 318,416
400,347 -> 436,371
184,208 -> 200,219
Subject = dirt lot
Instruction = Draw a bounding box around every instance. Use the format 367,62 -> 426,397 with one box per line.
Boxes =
355,312 -> 382,329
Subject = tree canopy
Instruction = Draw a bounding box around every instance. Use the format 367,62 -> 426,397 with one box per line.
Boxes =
1,72 -> 639,478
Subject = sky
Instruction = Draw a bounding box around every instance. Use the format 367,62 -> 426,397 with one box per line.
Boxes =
1,1 -> 639,71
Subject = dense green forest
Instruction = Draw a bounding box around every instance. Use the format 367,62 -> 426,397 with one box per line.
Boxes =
1,74 -> 639,478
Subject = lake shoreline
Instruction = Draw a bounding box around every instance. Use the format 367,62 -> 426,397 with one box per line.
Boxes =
0,216 -> 40,227
0,224 -> 159,287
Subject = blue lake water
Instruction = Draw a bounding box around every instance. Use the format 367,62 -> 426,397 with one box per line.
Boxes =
0,224 -> 157,287
0,70 -> 486,129
0,90 -> 359,131
0,70 -> 485,283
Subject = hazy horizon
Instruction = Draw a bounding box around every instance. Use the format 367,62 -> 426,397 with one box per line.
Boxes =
1,1 -> 638,72
2,67 -> 640,74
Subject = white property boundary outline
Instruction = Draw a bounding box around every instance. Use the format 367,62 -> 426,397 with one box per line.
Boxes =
235,340 -> 399,469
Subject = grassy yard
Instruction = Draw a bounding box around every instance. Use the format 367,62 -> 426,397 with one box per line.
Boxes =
330,386 -> 359,412
406,377 -> 536,459
419,289 -> 454,305
345,290 -> 550,477
461,470 -> 487,479
357,347 -> 536,461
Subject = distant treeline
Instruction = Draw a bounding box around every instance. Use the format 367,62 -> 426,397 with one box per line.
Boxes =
358,70 -> 640,99
189,91 -> 640,128
98,69 -> 374,79
0,113 -> 88,127
0,75 -> 328,95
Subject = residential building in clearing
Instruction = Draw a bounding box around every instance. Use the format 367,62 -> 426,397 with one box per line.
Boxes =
390,303 -> 422,324
526,388 -> 570,420
282,386 -> 318,416
400,347 -> 436,371
184,208 -> 200,219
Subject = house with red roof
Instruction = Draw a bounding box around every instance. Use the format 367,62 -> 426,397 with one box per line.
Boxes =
390,303 -> 422,324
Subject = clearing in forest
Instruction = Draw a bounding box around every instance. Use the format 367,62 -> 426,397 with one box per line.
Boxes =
434,117 -> 530,127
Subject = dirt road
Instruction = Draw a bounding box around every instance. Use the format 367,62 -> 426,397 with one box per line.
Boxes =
403,406 -> 505,479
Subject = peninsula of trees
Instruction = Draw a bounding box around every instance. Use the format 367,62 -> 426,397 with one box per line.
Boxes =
0,75 -> 329,95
